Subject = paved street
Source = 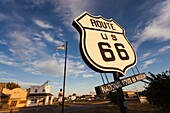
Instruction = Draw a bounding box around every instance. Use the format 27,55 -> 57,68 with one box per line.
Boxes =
1,101 -> 110,113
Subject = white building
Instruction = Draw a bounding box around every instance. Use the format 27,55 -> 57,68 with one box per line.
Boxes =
27,81 -> 53,107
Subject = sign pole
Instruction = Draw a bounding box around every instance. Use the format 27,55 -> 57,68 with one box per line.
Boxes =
61,41 -> 68,113
113,72 -> 127,113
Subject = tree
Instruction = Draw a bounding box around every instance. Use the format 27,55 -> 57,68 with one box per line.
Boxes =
144,71 -> 170,112
6,82 -> 21,90
72,93 -> 76,96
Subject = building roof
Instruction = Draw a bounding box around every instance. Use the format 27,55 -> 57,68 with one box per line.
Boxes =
0,92 -> 9,98
28,93 -> 53,97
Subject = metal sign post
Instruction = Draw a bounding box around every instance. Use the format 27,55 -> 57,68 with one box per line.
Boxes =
113,72 -> 127,113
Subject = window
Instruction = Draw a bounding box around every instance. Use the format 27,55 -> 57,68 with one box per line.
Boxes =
10,101 -> 17,107
42,89 -> 45,92
31,99 -> 37,104
35,89 -> 38,93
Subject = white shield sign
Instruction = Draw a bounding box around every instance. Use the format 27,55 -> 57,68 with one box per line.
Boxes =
72,12 -> 137,75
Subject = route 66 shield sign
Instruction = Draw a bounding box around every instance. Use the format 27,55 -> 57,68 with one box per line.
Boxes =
72,12 -> 137,75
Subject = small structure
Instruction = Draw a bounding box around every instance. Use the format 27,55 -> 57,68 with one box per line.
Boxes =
2,88 -> 28,108
139,96 -> 148,103
26,81 -> 53,107
125,91 -> 137,98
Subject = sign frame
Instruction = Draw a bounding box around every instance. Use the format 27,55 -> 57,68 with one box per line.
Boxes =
72,12 -> 137,75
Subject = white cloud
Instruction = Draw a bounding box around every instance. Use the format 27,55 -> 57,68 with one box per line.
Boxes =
41,31 -> 64,45
32,59 -> 64,76
0,71 -> 11,76
0,52 -> 18,66
134,0 -> 170,50
140,51 -> 152,60
42,31 -> 53,42
53,0 -> 93,40
2,28 -> 83,78
27,58 -> 86,78
143,58 -> 157,69
33,19 -> 54,29
7,31 -> 46,61
158,45 -> 170,53
83,74 -> 94,78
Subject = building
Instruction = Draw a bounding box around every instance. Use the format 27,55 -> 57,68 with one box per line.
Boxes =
2,88 -> 28,108
124,91 -> 137,98
27,81 -> 53,107
0,83 -> 9,108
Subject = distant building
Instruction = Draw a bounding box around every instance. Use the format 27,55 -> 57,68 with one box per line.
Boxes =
124,91 -> 137,98
26,81 -> 53,107
2,88 -> 28,108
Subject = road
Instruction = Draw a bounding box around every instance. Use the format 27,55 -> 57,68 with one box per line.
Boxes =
1,101 -> 110,113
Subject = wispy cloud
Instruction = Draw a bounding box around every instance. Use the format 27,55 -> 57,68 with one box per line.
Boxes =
0,0 -> 96,80
158,45 -> 170,53
41,31 -> 53,42
143,58 -> 157,69
52,0 -> 94,40
0,52 -> 18,66
53,0 -> 89,25
82,74 -> 94,78
140,51 -> 152,60
41,31 -> 64,45
0,71 -> 12,76
134,0 -> 170,50
0,13 -> 9,21
140,45 -> 170,61
0,39 -> 7,45
33,19 -> 54,29
25,57 -> 86,78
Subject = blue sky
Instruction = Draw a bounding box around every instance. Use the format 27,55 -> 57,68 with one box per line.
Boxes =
0,0 -> 170,97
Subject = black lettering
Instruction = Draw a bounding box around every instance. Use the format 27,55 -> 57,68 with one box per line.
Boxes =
111,34 -> 117,41
110,24 -> 116,30
96,20 -> 102,28
131,77 -> 137,83
90,19 -> 97,27
102,22 -> 107,29
106,23 -> 111,29
98,42 -> 115,61
101,33 -> 108,40
114,43 -> 129,60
